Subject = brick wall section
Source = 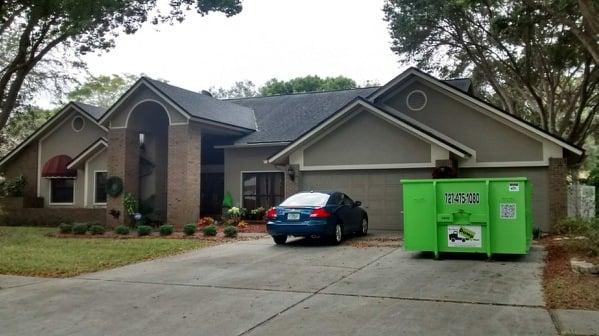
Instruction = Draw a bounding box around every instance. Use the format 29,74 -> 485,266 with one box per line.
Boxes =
106,128 -> 139,227
284,164 -> 300,197
548,157 -> 567,230
167,124 -> 201,229
0,207 -> 106,226
1,142 -> 38,200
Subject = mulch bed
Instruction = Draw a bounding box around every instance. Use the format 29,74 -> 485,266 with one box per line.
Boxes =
199,223 -> 267,234
51,224 -> 267,240
542,236 -> 599,310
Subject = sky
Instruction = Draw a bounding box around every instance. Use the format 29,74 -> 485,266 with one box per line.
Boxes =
80,0 -> 404,93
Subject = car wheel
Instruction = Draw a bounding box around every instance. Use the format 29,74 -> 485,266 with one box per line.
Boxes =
360,218 -> 368,236
451,238 -> 455,242
273,235 -> 287,245
461,239 -> 466,243
331,224 -> 343,245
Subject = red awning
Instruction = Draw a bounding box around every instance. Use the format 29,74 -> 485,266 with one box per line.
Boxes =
42,155 -> 77,178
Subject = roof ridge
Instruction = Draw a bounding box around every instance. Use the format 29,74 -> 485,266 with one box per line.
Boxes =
223,86 -> 381,101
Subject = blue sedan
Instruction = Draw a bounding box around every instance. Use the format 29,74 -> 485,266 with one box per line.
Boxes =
266,191 -> 368,245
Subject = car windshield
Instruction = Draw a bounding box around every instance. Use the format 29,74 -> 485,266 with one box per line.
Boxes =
279,192 -> 330,207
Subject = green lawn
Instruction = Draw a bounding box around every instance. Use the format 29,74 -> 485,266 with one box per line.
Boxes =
0,226 -> 209,277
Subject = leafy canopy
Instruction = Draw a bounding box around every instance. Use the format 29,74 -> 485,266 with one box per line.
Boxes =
66,74 -> 137,108
383,0 -> 597,149
260,75 -> 358,96
0,0 -> 242,136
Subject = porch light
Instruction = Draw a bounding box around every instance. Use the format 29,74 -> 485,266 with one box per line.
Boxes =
287,165 -> 295,181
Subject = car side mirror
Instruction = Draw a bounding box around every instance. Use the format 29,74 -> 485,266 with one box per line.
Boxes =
354,201 -> 362,207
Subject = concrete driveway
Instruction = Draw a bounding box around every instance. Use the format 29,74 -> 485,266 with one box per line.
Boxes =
0,236 -> 558,335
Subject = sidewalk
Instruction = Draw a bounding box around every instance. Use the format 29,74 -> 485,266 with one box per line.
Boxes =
553,309 -> 599,335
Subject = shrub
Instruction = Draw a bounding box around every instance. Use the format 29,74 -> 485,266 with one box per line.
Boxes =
89,224 -> 106,235
555,217 -> 599,256
249,207 -> 266,220
224,225 -> 238,238
183,223 -> 196,236
72,223 -> 88,235
224,218 -> 238,226
58,223 -> 73,234
0,175 -> 26,197
198,217 -> 215,226
554,217 -> 593,235
115,224 -> 130,235
203,224 -> 217,236
137,225 -> 152,236
159,224 -> 174,236
237,220 -> 248,229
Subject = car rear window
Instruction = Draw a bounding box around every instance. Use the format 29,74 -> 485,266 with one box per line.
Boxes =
279,192 -> 330,207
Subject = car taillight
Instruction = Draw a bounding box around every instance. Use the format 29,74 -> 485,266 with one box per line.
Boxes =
310,207 -> 331,218
266,207 -> 277,220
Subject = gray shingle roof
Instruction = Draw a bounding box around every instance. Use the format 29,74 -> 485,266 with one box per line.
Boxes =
144,77 -> 256,130
443,78 -> 472,93
228,87 -> 379,144
72,101 -> 106,120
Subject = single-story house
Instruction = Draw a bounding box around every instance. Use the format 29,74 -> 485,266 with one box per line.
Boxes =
0,68 -> 583,231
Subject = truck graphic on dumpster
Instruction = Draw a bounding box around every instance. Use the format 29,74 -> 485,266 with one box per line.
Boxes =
449,226 -> 475,243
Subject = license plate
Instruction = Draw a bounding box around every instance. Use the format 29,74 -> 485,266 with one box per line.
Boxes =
287,213 -> 300,220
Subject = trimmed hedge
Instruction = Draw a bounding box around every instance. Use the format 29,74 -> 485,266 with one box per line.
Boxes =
183,223 -> 197,236
223,225 -> 238,238
159,224 -> 174,236
89,224 -> 106,235
137,225 -> 152,236
58,223 -> 73,234
115,225 -> 130,235
202,225 -> 217,236
72,223 -> 88,235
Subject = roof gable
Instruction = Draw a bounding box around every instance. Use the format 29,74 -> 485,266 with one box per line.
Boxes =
267,98 -> 469,164
0,102 -> 107,167
368,67 -> 583,156
99,77 -> 256,131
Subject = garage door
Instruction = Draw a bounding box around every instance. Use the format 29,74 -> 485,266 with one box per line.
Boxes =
301,169 -> 430,230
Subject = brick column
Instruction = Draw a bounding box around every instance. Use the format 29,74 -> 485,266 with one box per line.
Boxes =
106,128 -> 139,227
284,164 -> 300,198
548,157 -> 567,230
167,124 -> 201,229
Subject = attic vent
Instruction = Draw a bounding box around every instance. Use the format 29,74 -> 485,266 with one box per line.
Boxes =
406,90 -> 427,111
200,90 -> 213,97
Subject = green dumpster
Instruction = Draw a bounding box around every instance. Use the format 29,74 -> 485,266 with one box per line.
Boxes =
401,177 -> 532,258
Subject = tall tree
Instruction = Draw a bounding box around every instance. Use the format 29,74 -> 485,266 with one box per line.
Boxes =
523,0 -> 599,64
0,0 -> 242,132
66,74 -> 137,107
383,0 -> 598,147
260,75 -> 358,96
209,80 -> 258,99
0,105 -> 56,155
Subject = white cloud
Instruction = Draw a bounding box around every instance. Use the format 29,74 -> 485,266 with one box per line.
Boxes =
81,0 -> 403,92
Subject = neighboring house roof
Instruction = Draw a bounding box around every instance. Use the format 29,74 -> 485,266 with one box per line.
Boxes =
367,67 -> 584,156
228,87 -> 378,144
0,102 -> 107,167
99,77 -> 257,131
72,102 -> 107,120
267,97 -> 470,164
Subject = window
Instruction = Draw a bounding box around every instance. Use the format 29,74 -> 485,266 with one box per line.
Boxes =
50,178 -> 74,204
71,116 -> 85,132
342,194 -> 354,206
242,172 -> 284,209
94,171 -> 108,204
280,192 -> 330,207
